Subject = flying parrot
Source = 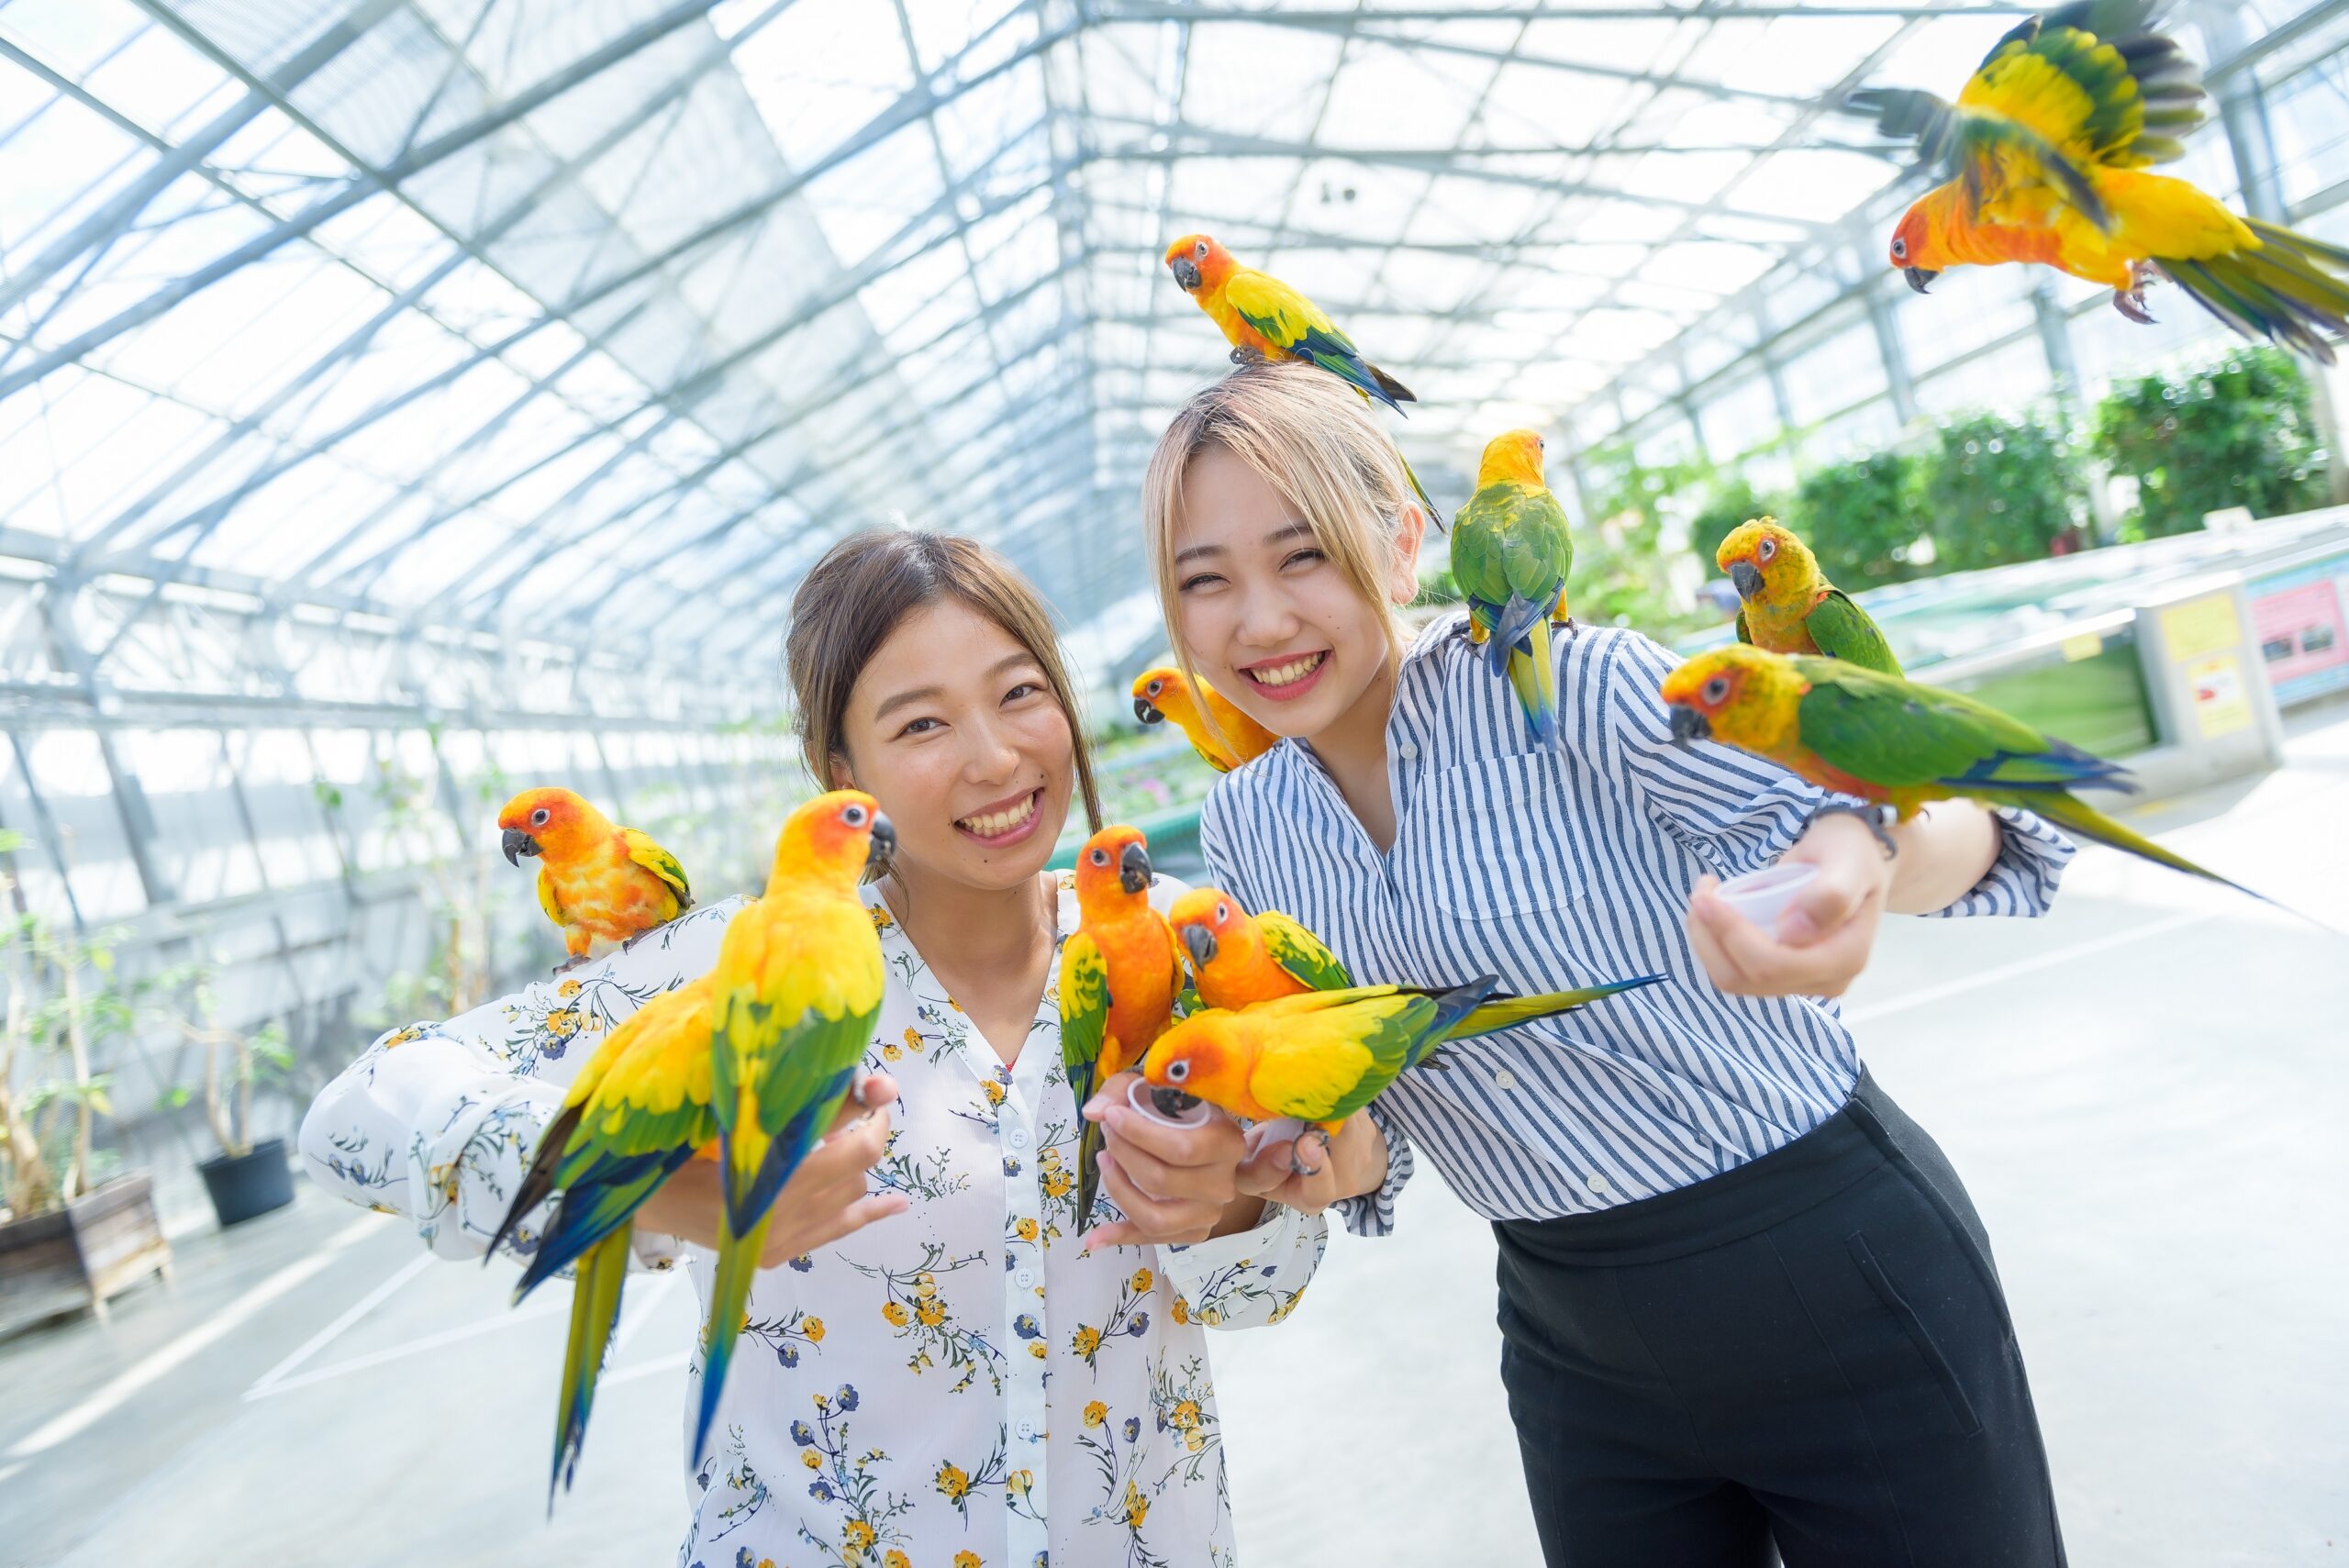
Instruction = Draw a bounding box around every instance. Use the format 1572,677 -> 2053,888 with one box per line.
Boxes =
1132,666 -> 1279,774
700,790 -> 894,1466
1659,645 -> 2292,910
1849,1 -> 2349,361
1167,885 -> 1662,1045
498,787 -> 692,973
1716,517 -> 1902,677
1058,824 -> 1186,1231
488,975 -> 718,1502
1163,232 -> 1447,526
1451,428 -> 1575,746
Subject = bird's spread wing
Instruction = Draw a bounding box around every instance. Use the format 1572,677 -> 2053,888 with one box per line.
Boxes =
1260,910 -> 1354,991
1796,659 -> 2130,795
1057,930 -> 1110,1109
622,828 -> 692,910
1804,589 -> 1903,676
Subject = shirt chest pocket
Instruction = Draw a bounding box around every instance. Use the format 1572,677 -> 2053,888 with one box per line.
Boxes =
1410,753 -> 1586,920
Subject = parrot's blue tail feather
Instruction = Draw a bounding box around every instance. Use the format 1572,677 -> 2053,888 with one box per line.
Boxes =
723,1064 -> 860,1239
514,1147 -> 693,1304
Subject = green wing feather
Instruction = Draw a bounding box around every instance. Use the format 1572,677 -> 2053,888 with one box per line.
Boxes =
1794,658 -> 2125,794
1802,589 -> 1902,676
1058,933 -> 1114,1231
1258,910 -> 1354,991
1318,991 -> 1441,1120
622,828 -> 692,909
1734,608 -> 1753,646
1453,481 -> 1571,609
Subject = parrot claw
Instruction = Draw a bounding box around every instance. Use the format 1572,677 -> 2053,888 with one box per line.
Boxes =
552,953 -> 590,975
2112,286 -> 2155,325
1287,1128 -> 1331,1178
1809,800 -> 1899,860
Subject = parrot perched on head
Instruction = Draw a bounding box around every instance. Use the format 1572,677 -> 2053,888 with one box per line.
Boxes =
1659,645 -> 2292,910
487,975 -> 718,1502
1849,1 -> 2349,361
1167,886 -> 1662,1044
1132,666 -> 1279,774
1058,824 -> 1186,1232
699,789 -> 894,1466
498,787 -> 692,973
1716,517 -> 1902,677
1451,428 -> 1575,746
1163,232 -> 1446,527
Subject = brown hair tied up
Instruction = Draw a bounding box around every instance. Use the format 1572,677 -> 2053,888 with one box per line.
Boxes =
784,530 -> 1104,833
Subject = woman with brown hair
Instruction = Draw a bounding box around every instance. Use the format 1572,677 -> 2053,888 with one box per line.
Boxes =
303,529 -> 1329,1568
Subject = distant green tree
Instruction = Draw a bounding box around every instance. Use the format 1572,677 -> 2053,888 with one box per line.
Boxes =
1923,410 -> 2086,571
2092,346 -> 2329,539
1795,451 -> 1928,588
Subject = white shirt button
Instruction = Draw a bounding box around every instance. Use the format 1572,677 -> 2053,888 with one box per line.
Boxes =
1015,1268 -> 1036,1288
1397,740 -> 1419,761
1017,1420 -> 1037,1441
1008,1128 -> 1029,1150
1586,1173 -> 1610,1195
1493,1069 -> 1518,1090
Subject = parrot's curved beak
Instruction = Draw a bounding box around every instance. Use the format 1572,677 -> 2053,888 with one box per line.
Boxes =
1151,1085 -> 1202,1118
1728,561 -> 1763,601
1180,922 -> 1217,973
1667,706 -> 1710,746
1119,839 -> 1153,895
1169,256 -> 1201,292
864,813 -> 897,876
501,828 -> 540,865
1133,696 -> 1163,726
1904,265 -> 1938,294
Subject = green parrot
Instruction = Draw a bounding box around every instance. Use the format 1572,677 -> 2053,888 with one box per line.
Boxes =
1716,517 -> 1902,677
1452,428 -> 1575,745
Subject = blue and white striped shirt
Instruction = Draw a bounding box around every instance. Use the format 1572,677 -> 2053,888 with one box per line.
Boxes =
1197,614 -> 2076,1234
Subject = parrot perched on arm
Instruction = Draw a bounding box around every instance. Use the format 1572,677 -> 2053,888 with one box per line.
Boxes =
486,975 -> 718,1501
1849,0 -> 2349,361
1058,824 -> 1186,1232
1132,666 -> 1280,774
1659,645 -> 2297,912
1163,232 -> 1447,526
1716,517 -> 1902,677
497,787 -> 692,973
699,790 -> 894,1466
1451,428 -> 1575,746
1167,886 -> 1662,1043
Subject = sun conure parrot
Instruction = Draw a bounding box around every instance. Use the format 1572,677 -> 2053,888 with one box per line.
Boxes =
700,790 -> 894,1465
1716,517 -> 1901,677
1166,886 -> 1662,1046
1850,1 -> 2349,361
1058,824 -> 1185,1231
498,787 -> 692,973
1451,428 -> 1575,746
1163,232 -> 1446,526
1659,646 -> 2295,912
1132,666 -> 1279,774
487,974 -> 718,1501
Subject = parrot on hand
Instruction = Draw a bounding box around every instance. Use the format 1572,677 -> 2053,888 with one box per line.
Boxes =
1452,428 -> 1575,746
1849,1 -> 2349,361
498,787 -> 692,973
1659,645 -> 2299,913
1132,666 -> 1279,774
1058,824 -> 1186,1232
699,790 -> 894,1466
488,975 -> 718,1502
1168,885 -> 1662,1045
1717,517 -> 1902,677
1163,232 -> 1447,526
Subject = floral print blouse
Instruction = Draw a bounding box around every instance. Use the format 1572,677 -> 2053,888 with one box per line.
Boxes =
299,873 -> 1327,1568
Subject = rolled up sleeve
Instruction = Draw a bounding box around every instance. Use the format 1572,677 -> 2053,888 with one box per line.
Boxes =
1159,1201 -> 1329,1329
1919,805 -> 2076,919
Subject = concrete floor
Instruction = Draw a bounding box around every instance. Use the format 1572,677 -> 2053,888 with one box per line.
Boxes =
6,696 -> 2346,1568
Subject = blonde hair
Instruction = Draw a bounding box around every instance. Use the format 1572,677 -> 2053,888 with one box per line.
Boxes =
1141,360 -> 1419,724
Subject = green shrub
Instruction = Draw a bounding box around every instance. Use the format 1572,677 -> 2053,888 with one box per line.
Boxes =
2091,345 -> 2329,539
1922,410 -> 2086,571
1794,451 -> 1928,588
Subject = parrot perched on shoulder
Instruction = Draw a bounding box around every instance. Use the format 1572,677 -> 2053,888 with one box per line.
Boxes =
1058,824 -> 1186,1232
1716,517 -> 1902,677
1849,1 -> 2349,361
1163,232 -> 1446,526
1167,886 -> 1661,1043
488,975 -> 718,1501
498,787 -> 692,973
700,790 -> 894,1466
1451,428 -> 1575,746
1132,666 -> 1279,774
1659,645 -> 2294,911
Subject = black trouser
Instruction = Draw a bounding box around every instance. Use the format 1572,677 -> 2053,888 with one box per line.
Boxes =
1494,1069 -> 2066,1568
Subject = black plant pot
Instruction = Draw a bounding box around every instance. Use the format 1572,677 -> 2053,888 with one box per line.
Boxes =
198,1137 -> 295,1228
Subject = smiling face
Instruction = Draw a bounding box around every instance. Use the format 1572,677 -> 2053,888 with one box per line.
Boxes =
831,597 -> 1075,893
1168,442 -> 1419,741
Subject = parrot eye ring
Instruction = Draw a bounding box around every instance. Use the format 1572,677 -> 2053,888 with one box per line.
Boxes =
1702,675 -> 1731,705
842,804 -> 867,827
1088,847 -> 1110,867
1165,1059 -> 1189,1082
1193,239 -> 1208,261
530,807 -> 550,827
1890,237 -> 1906,260
1214,902 -> 1228,922
1758,538 -> 1776,562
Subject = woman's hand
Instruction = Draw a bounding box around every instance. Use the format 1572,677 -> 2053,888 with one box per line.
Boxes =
1079,1073 -> 1257,1250
633,1074 -> 909,1268
1232,1111 -> 1387,1217
1687,812 -> 1897,999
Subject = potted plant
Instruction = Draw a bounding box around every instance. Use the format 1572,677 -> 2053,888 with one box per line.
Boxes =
151,960 -> 296,1228
0,830 -> 172,1339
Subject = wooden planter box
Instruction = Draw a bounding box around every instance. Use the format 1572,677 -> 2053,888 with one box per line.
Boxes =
0,1172 -> 173,1341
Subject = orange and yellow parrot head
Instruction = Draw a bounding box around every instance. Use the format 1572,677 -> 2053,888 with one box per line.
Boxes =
1130,666 -> 1197,728
1660,646 -> 1809,755
1716,517 -> 1817,607
1163,233 -> 1236,296
498,786 -> 607,864
1073,823 -> 1152,913
1474,428 -> 1547,489
1887,195 -> 1950,293
1165,885 -> 1256,979
1141,1011 -> 1250,1117
771,788 -> 893,894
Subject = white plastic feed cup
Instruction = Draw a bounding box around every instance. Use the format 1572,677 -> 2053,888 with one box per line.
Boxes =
1714,862 -> 1819,930
1126,1074 -> 1213,1130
